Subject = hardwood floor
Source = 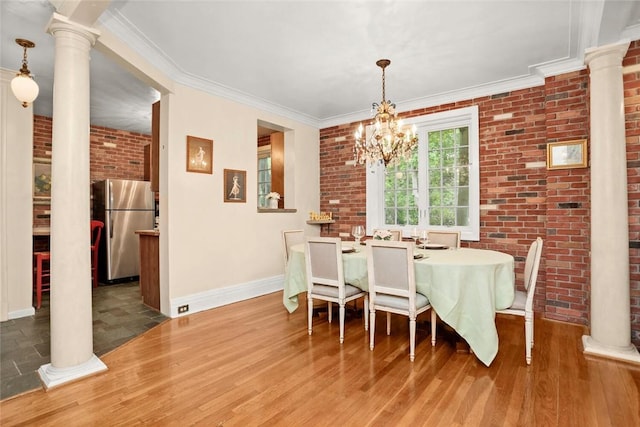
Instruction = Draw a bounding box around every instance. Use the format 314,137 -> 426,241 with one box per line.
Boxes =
1,291 -> 638,426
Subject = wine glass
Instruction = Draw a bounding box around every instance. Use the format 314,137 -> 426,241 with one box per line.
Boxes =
419,230 -> 429,248
351,225 -> 365,246
411,227 -> 420,245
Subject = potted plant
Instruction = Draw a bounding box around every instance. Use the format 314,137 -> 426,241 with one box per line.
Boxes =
266,192 -> 280,209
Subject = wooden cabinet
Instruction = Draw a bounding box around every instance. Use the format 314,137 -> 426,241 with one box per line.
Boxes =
135,230 -> 160,310
270,132 -> 284,208
143,144 -> 151,181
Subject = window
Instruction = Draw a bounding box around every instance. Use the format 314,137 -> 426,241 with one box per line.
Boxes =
257,145 -> 271,208
366,105 -> 479,241
257,120 -> 291,210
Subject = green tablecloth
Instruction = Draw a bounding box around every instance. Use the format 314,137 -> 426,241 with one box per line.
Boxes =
282,244 -> 515,366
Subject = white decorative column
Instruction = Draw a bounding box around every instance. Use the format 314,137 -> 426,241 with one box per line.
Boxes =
583,41 -> 640,363
38,13 -> 107,389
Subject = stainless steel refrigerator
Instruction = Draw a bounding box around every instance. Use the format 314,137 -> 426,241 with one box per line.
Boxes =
92,179 -> 155,283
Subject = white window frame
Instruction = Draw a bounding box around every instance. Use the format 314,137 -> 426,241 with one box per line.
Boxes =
366,105 -> 480,241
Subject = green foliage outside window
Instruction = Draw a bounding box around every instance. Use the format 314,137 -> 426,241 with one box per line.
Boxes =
257,155 -> 271,208
384,153 -> 419,226
384,125 -> 470,228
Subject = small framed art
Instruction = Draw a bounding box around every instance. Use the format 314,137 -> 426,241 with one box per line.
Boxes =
33,162 -> 52,199
186,135 -> 213,174
546,139 -> 588,170
224,169 -> 246,203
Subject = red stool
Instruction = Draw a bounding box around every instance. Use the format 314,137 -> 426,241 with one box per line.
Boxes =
91,220 -> 104,287
33,251 -> 51,309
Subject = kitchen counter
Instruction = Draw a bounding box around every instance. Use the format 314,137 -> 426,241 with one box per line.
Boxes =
135,230 -> 160,310
135,229 -> 160,236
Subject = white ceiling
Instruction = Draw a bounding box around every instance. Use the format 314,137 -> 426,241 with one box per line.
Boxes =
2,0 -> 640,135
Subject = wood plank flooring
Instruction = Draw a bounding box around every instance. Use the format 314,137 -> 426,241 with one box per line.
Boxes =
1,291 -> 639,426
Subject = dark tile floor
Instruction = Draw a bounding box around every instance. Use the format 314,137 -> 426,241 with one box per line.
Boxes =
0,282 -> 167,400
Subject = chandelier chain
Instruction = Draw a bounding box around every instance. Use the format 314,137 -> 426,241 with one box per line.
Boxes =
381,65 -> 386,103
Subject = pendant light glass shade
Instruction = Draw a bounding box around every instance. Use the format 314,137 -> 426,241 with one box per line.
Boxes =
11,74 -> 39,108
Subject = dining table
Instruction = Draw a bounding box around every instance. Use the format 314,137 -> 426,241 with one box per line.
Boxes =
282,241 -> 515,366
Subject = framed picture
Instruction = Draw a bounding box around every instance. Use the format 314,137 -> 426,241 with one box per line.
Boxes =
224,169 -> 246,203
546,139 -> 588,170
33,162 -> 52,199
186,135 -> 213,174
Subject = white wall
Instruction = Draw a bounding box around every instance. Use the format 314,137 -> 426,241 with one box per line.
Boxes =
0,68 -> 35,320
160,84 -> 319,314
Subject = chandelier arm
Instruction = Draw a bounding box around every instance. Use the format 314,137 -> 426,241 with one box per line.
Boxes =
353,58 -> 418,168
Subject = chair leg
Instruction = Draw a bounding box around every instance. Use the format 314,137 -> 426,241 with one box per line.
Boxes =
531,312 -> 535,348
307,297 -> 313,336
363,296 -> 369,331
339,304 -> 345,344
328,302 -> 332,323
525,312 -> 533,365
92,252 -> 99,288
431,309 -> 437,346
369,310 -> 376,350
35,254 -> 43,309
386,312 -> 391,335
409,318 -> 416,361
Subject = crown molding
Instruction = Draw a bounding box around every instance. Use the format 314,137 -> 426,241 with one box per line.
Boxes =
98,5 -> 623,132
99,9 -> 319,128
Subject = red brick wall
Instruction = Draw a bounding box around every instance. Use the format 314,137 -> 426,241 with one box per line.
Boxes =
320,43 -> 640,348
320,90 -> 553,312
544,71 -> 590,325
624,40 -> 640,347
32,115 -> 151,230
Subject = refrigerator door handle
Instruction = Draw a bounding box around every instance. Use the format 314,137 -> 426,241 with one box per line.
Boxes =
110,214 -> 114,239
109,180 -> 114,211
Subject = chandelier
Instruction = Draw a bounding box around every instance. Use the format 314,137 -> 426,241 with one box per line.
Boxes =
10,39 -> 39,108
354,59 -> 417,168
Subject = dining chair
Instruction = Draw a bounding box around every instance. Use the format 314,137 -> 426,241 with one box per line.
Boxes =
496,237 -> 543,365
427,230 -> 461,248
366,240 -> 436,361
282,229 -> 305,270
91,220 -> 104,288
305,237 -> 369,343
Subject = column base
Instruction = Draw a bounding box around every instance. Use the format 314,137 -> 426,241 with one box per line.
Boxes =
582,335 -> 640,365
38,354 -> 108,390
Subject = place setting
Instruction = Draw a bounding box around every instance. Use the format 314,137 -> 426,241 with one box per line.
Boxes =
414,229 -> 448,250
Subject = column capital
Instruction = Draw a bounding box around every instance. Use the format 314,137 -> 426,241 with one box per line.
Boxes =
46,12 -> 100,46
585,40 -> 630,69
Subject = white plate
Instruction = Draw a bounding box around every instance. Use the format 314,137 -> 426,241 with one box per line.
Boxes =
422,243 -> 448,250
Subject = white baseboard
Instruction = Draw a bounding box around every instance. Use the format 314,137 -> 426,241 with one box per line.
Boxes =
8,306 -> 35,319
169,275 -> 284,318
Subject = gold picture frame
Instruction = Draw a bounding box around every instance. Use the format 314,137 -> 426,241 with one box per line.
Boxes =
33,162 -> 52,199
186,135 -> 213,174
546,139 -> 588,170
224,169 -> 246,203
